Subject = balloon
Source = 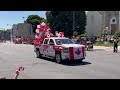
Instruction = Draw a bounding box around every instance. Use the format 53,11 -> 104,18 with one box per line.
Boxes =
40,24 -> 44,29
39,28 -> 43,32
44,34 -> 47,38
36,29 -> 39,33
41,22 -> 46,26
47,34 -> 50,38
57,33 -> 60,37
35,35 -> 39,38
36,33 -> 39,36
60,32 -> 64,37
35,38 -> 40,43
37,25 -> 40,28
39,32 -> 42,36
44,26 -> 49,32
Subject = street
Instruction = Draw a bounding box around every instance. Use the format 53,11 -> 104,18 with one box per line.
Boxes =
0,43 -> 120,79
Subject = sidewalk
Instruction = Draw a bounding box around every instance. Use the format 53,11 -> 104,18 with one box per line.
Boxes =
1,41 -> 14,44
5,41 -> 11,44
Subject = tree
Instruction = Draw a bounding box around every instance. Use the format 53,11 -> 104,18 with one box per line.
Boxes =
46,11 -> 54,30
114,31 -> 120,38
46,11 -> 87,37
0,29 -> 11,40
41,18 -> 47,24
26,15 -> 45,33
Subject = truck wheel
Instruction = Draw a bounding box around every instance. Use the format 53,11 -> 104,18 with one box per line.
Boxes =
79,58 -> 83,62
55,53 -> 62,64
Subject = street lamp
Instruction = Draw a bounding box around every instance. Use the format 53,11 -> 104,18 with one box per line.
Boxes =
23,17 -> 27,23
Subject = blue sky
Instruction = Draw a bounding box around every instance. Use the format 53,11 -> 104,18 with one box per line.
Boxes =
0,11 -> 46,30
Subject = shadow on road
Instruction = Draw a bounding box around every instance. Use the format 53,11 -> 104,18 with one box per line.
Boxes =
63,61 -> 92,66
37,57 -> 92,66
92,49 -> 106,51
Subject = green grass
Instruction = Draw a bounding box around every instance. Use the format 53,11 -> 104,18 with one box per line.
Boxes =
93,42 -> 120,47
93,41 -> 120,46
93,42 -> 105,46
118,42 -> 120,46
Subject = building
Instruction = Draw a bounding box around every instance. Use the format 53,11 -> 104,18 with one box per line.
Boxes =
12,23 -> 35,42
86,11 -> 102,37
86,11 -> 120,37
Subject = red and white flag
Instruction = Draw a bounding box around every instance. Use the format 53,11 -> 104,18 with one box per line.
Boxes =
69,47 -> 84,60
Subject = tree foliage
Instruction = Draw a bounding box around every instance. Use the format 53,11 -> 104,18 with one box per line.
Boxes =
46,11 -> 87,38
114,31 -> 120,38
26,15 -> 47,33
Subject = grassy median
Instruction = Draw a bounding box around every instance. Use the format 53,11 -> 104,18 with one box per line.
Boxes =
93,41 -> 120,46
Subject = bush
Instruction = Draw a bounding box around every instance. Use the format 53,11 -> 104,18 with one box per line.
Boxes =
76,34 -> 86,40
114,31 -> 120,38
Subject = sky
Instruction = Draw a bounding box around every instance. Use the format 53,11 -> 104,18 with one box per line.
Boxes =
0,11 -> 46,30
0,11 -> 87,30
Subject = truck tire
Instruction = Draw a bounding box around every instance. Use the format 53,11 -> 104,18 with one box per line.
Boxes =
36,49 -> 42,58
79,58 -> 83,62
55,53 -> 62,64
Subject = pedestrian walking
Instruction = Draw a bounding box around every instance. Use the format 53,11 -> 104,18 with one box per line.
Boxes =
113,38 -> 119,53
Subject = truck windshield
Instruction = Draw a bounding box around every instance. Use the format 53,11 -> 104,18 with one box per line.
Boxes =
55,39 -> 74,45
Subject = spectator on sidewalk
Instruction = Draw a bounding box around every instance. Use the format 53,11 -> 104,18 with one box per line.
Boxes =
113,38 -> 119,53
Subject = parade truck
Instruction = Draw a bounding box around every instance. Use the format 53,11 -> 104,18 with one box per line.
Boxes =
34,22 -> 86,64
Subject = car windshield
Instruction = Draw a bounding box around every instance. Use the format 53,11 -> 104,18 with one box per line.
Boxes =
55,39 -> 74,45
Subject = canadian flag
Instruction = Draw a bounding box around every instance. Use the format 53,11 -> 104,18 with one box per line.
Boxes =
69,47 -> 84,60
60,32 -> 64,37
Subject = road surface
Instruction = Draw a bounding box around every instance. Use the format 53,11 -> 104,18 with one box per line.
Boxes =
0,43 -> 120,79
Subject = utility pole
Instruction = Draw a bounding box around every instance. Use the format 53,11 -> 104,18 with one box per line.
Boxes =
73,11 -> 75,36
23,17 -> 27,23
4,29 -> 5,43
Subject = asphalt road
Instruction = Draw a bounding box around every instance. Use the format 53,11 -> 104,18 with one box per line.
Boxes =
0,43 -> 120,79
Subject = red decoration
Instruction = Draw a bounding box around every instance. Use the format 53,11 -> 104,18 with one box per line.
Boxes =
60,32 -> 64,37
18,66 -> 24,71
75,49 -> 81,55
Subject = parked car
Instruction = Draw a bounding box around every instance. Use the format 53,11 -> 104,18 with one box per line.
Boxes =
13,38 -> 22,44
